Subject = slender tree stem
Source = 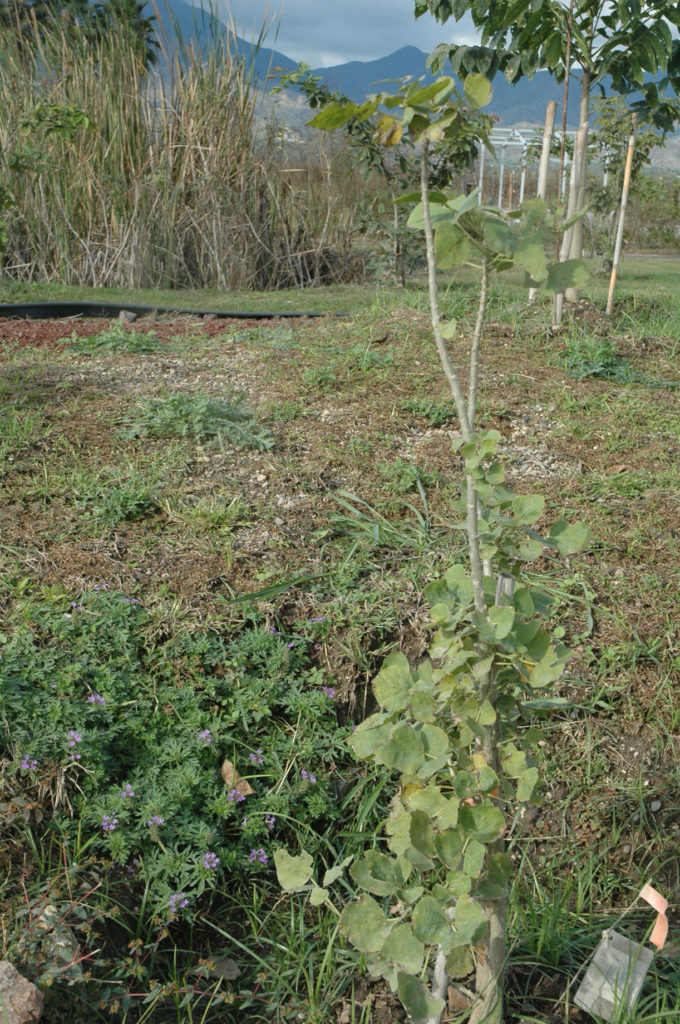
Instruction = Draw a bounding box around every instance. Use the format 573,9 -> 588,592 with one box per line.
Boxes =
420,144 -> 470,440
468,258 -> 488,431
420,144 -> 486,613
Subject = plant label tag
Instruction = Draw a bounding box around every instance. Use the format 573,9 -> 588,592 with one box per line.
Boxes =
573,930 -> 653,1021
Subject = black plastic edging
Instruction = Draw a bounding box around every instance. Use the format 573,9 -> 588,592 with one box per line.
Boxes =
0,302 -> 347,320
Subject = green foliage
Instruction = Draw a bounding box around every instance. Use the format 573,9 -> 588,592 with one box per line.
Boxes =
2,587 -> 347,911
418,0 -> 680,132
276,433 -> 590,1016
121,392 -> 273,449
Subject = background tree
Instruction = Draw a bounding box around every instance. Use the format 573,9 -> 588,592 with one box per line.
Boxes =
415,0 -> 680,268
276,66 -> 488,285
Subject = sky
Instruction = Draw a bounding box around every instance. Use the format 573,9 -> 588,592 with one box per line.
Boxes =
203,0 -> 480,66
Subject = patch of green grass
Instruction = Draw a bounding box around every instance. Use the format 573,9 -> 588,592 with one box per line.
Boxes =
0,407 -> 47,461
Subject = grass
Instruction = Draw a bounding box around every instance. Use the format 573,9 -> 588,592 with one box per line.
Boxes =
1,261 -> 680,1022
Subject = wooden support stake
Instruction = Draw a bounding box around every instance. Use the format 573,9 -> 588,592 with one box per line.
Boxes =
528,100 -> 557,302
606,115 -> 637,316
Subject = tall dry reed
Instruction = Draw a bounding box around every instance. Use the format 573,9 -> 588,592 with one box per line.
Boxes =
0,13 -> 364,289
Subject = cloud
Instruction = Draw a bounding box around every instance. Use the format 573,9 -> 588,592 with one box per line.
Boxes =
201,0 -> 479,65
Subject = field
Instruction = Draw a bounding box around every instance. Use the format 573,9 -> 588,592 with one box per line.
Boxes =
1,257 -> 679,1022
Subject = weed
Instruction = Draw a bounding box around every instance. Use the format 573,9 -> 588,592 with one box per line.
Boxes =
347,343 -> 399,370
63,322 -> 160,354
378,456 -> 438,494
121,393 -> 273,450
401,394 -> 456,426
302,366 -> 339,393
562,334 -> 636,382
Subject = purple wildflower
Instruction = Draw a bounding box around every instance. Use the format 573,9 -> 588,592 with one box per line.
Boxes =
120,783 -> 134,798
198,729 -> 212,744
87,692 -> 106,706
202,852 -> 220,870
168,892 -> 189,913
287,641 -> 295,649
147,815 -> 164,826
268,626 -> 280,634
264,814 -> 275,831
70,602 -> 84,612
308,616 -> 326,623
68,731 -> 82,747
101,815 -> 118,832
121,597 -> 140,605
248,848 -> 268,865
227,788 -> 245,803
68,752 -> 81,761
300,769 -> 317,784
93,582 -> 109,591
248,749 -> 264,765
20,756 -> 37,772
321,686 -> 336,699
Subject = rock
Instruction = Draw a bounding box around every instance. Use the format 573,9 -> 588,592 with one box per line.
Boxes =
0,962 -> 43,1023
118,309 -> 137,324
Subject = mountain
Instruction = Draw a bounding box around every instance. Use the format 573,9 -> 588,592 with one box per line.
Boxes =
148,1 -> 675,133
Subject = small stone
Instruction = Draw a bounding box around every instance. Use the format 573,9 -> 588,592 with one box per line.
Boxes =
650,800 -> 662,812
0,961 -> 44,1023
203,313 -> 217,323
118,310 -> 137,324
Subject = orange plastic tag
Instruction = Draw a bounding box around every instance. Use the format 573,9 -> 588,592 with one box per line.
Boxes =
640,884 -> 668,950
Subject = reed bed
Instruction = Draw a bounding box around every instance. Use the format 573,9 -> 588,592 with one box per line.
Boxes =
0,16 -> 364,289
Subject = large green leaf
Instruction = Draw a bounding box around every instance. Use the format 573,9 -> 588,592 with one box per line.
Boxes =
382,924 -> 425,973
374,653 -> 413,712
339,896 -> 388,954
463,72 -> 492,108
463,838 -> 485,878
349,716 -> 393,759
378,723 -> 425,774
549,519 -> 591,555
274,849 -> 314,891
528,644 -> 570,687
453,894 -> 487,944
309,101 -> 357,130
435,222 -> 473,268
517,766 -> 539,801
459,802 -> 505,842
488,605 -> 515,639
412,896 -> 451,944
515,237 -> 548,284
410,809 -> 436,856
351,850 -> 411,897
546,258 -> 588,292
483,218 -> 516,257
512,494 -> 545,525
434,829 -> 463,868
397,972 -> 445,1024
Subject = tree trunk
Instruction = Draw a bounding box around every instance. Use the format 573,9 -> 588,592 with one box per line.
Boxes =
565,68 -> 591,301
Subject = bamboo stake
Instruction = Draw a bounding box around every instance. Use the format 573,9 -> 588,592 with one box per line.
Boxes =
606,114 -> 637,316
528,100 -> 557,302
